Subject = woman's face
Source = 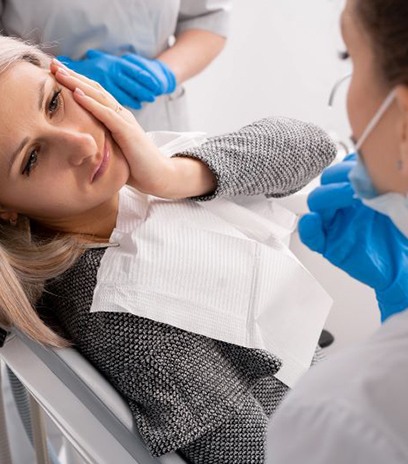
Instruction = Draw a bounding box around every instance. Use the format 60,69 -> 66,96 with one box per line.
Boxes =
342,0 -> 408,194
0,61 -> 130,234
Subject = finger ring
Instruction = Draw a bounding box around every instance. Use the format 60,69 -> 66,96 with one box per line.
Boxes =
115,104 -> 122,113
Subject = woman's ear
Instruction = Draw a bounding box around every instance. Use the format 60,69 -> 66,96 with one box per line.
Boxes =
395,85 -> 408,177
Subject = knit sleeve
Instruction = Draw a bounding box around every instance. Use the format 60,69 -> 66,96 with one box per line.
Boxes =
173,117 -> 337,201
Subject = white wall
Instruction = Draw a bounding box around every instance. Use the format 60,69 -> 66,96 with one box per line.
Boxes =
185,0 -> 351,139
185,0 -> 381,353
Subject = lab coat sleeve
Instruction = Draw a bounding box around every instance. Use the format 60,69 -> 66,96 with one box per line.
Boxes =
266,400 -> 406,464
176,0 -> 232,37
174,117 -> 337,200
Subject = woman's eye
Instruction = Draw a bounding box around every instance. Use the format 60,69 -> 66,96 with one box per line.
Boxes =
48,89 -> 62,115
338,50 -> 350,60
22,148 -> 39,176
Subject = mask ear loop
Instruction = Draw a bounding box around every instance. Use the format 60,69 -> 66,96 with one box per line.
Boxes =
355,90 -> 396,151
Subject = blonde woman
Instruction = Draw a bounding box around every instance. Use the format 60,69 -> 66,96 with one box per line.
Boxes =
0,36 -> 335,463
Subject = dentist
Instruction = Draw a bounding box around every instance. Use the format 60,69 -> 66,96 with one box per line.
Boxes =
267,0 -> 408,462
267,0 -> 408,464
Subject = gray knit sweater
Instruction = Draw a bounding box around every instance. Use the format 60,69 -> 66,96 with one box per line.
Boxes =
41,117 -> 336,464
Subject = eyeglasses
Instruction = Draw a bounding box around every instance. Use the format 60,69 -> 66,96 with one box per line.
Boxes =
327,73 -> 352,154
328,73 -> 352,107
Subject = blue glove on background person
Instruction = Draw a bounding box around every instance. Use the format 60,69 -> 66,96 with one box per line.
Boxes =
122,53 -> 177,96
58,50 -> 174,109
299,156 -> 408,322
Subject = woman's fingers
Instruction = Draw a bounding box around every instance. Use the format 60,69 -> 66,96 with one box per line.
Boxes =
53,61 -> 141,147
52,59 -> 155,106
73,87 -> 137,139
50,59 -> 102,90
51,61 -> 175,198
51,61 -> 120,113
73,85 -> 170,196
55,67 -> 113,106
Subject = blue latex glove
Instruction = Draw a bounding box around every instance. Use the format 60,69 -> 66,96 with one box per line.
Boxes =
122,53 -> 176,95
58,50 -> 161,109
299,156 -> 408,321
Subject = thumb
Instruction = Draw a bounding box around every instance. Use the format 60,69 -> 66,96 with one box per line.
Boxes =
344,153 -> 357,162
307,182 -> 355,224
298,213 -> 326,254
320,161 -> 356,185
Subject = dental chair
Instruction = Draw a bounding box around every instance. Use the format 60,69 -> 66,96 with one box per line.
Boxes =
0,148 -> 350,464
0,327 -> 187,464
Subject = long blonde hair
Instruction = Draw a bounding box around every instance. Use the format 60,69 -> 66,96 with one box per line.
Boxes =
0,37 -> 83,347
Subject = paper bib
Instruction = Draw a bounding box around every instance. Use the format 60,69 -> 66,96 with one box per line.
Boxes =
90,131 -> 333,387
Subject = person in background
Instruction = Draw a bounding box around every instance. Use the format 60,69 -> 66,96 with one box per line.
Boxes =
267,0 -> 408,462
0,0 -> 230,131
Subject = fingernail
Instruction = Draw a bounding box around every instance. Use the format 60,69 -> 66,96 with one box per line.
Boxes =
56,67 -> 68,76
52,58 -> 68,69
74,87 -> 85,97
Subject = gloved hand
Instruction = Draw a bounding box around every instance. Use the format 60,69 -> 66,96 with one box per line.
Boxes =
122,53 -> 176,95
298,156 -> 408,321
58,50 -> 162,109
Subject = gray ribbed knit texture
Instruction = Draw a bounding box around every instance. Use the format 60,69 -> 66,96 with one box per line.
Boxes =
42,117 -> 335,463
175,116 -> 337,200
42,249 -> 287,463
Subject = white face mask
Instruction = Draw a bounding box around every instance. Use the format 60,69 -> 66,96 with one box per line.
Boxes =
348,90 -> 408,238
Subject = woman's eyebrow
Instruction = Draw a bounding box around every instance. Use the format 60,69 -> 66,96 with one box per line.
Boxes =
7,78 -> 47,175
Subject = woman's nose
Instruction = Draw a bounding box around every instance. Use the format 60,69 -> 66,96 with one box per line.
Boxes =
57,129 -> 98,166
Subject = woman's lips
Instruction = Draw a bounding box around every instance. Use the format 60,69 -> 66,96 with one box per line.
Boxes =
92,139 -> 110,182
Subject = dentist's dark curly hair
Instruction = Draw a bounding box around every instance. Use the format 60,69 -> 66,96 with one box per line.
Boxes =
355,0 -> 408,87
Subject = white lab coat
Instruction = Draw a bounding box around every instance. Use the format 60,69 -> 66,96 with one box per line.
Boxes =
0,0 -> 231,131
266,309 -> 408,464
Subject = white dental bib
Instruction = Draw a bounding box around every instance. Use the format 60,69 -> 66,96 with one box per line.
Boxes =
90,132 -> 333,387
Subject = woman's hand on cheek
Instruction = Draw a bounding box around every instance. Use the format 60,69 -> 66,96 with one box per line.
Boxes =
51,61 -> 205,198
